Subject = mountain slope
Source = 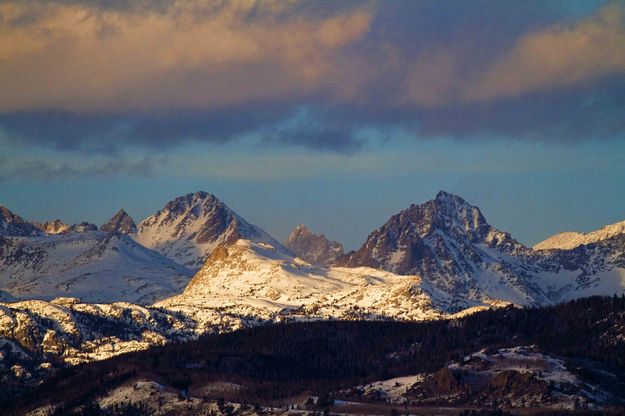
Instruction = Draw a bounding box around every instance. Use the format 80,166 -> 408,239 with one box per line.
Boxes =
335,191 -> 625,305
535,219 -> 625,250
0,231 -> 192,304
159,239 -> 492,326
0,205 -> 44,237
285,224 -> 344,266
132,191 -> 287,269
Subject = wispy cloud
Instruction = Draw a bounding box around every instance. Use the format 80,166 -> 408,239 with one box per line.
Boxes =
0,154 -> 163,181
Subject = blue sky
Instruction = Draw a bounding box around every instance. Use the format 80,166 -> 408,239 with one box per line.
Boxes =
1,0 -> 624,249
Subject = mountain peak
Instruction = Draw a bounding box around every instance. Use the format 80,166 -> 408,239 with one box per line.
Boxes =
133,192 -> 286,269
285,224 -> 344,266
0,205 -> 44,237
435,189 -> 460,200
100,209 -> 137,234
335,192 -> 525,297
291,224 -> 312,236
396,192 -> 490,240
161,191 -> 217,215
433,190 -> 471,208
33,219 -> 69,235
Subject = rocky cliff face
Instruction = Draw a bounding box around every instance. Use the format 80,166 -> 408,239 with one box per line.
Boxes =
33,219 -> 69,234
100,209 -> 137,234
284,224 -> 344,266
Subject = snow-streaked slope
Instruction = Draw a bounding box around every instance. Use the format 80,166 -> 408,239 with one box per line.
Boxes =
158,239 -> 498,329
132,191 -> 288,270
534,219 -> 625,250
0,231 -> 192,304
0,297 -> 197,365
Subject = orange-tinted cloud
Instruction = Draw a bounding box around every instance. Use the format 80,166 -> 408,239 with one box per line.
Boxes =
397,2 -> 625,106
466,2 -> 625,101
0,0 -> 373,112
2,1 -> 624,113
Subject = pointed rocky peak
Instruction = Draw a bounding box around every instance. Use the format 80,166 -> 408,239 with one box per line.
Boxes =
334,191 -> 524,284
138,192 -> 240,241
33,219 -> 69,235
287,224 -> 312,240
100,209 -> 137,234
161,191 -> 216,216
285,224 -> 344,267
402,191 -> 490,240
0,205 -> 44,237
133,191 -> 286,269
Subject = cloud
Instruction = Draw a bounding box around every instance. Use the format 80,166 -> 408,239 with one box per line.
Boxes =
0,154 -> 162,181
466,2 -> 625,101
0,0 -> 624,155
0,0 -> 373,112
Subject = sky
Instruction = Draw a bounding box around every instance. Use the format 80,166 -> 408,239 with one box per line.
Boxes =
1,0 -> 624,250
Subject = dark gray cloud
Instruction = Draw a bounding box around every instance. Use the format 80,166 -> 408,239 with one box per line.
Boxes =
0,154 -> 162,181
3,74 -> 624,156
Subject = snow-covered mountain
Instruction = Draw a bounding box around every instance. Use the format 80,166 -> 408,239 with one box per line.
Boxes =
534,219 -> 625,250
335,191 -> 625,306
159,239 -> 495,329
0,205 -> 44,237
0,192 -> 289,305
284,224 -> 344,266
2,190 -> 625,372
0,238 -> 497,368
0,231 -> 192,304
132,191 -> 287,269
100,209 -> 137,234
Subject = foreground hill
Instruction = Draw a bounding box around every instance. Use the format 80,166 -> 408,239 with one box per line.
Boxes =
4,296 -> 625,415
